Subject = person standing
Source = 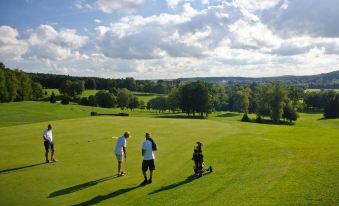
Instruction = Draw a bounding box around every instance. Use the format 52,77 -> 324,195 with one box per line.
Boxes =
43,124 -> 56,163
114,131 -> 131,177
141,132 -> 157,185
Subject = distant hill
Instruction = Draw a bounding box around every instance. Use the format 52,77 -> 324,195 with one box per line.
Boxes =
178,70 -> 339,89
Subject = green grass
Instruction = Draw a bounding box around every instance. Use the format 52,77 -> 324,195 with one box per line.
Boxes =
133,92 -> 166,103
0,101 -> 153,127
0,102 -> 338,205
43,89 -> 164,103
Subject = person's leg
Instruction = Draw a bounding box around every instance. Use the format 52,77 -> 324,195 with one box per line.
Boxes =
51,150 -> 55,161
44,141 -> 49,162
45,151 -> 49,162
141,160 -> 148,184
118,161 -> 122,174
149,170 -> 153,182
50,143 -> 55,162
148,160 -> 155,183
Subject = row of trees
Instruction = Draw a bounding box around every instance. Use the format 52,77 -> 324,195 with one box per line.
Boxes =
29,72 -> 177,94
145,81 -> 300,123
304,90 -> 339,118
0,63 -> 43,102
78,88 -> 144,110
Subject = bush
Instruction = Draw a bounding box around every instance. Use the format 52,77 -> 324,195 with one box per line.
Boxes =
61,95 -> 70,105
80,97 -> 89,105
50,92 -> 56,103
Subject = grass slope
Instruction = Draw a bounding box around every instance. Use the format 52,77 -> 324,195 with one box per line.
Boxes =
0,102 -> 338,205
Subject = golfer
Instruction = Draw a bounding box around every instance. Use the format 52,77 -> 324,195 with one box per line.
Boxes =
43,124 -> 56,163
114,131 -> 131,177
141,132 -> 157,185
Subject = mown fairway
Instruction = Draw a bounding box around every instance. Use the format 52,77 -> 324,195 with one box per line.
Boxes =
0,102 -> 338,205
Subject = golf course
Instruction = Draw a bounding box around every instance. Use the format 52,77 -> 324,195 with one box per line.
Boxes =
0,101 -> 338,205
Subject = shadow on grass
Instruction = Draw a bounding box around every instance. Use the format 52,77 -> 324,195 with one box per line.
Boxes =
0,162 -> 46,174
72,184 -> 142,206
241,119 -> 294,126
49,175 -> 118,198
216,113 -> 240,118
154,114 -> 206,119
149,172 -> 211,195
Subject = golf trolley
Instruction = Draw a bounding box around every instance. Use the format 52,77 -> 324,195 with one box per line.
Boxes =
192,141 -> 213,177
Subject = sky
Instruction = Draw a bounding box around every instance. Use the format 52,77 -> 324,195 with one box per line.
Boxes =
0,0 -> 339,79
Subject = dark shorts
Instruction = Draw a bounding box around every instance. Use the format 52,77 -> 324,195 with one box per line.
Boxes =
142,159 -> 155,171
44,141 -> 54,151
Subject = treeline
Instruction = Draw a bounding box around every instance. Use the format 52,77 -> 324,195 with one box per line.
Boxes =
29,72 -> 178,94
146,81 -> 339,121
304,90 -> 339,118
0,63 -> 43,102
49,79 -> 144,111
78,88 -> 143,111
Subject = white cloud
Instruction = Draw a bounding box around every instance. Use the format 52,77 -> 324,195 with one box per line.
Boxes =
0,26 -> 28,60
94,0 -> 144,13
262,0 -> 339,38
3,0 -> 339,79
26,25 -> 88,61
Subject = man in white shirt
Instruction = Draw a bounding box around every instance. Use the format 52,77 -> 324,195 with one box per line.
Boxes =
141,132 -> 156,185
114,131 -> 131,177
43,124 -> 56,163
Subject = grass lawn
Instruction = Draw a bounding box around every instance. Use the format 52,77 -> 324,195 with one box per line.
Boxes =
0,102 -> 338,205
133,92 -> 166,103
43,89 -> 164,103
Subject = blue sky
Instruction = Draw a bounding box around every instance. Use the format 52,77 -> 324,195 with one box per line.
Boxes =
0,0 -> 339,79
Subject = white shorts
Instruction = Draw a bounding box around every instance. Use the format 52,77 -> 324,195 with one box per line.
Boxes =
115,153 -> 123,162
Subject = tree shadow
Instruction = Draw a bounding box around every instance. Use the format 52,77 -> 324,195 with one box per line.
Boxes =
241,119 -> 294,126
154,115 -> 206,119
49,175 -> 118,198
149,172 -> 211,195
0,162 -> 46,174
216,113 -> 240,118
72,184 -> 142,206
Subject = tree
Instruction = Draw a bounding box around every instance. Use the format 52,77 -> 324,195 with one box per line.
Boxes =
117,88 -> 132,110
5,70 -> 18,102
86,79 -> 96,90
139,100 -> 146,110
50,92 -> 56,103
88,95 -> 97,106
95,91 -> 116,108
231,87 -> 250,114
255,85 -> 272,119
128,96 -> 140,111
270,82 -> 287,123
324,94 -> 339,119
178,81 -> 211,116
0,68 -> 8,102
288,86 -> 304,111
282,101 -> 299,123
16,71 -> 32,101
59,80 -> 85,98
31,82 -> 43,100
167,88 -> 180,113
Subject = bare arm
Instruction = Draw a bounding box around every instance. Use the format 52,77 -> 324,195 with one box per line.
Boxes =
43,135 -> 48,142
